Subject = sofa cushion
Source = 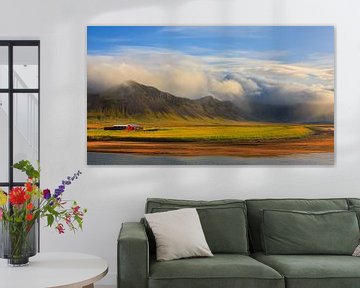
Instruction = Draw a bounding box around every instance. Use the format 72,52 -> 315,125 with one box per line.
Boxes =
145,208 -> 213,261
347,199 -> 360,225
350,206 -> 360,228
146,198 -> 248,254
149,254 -> 284,288
253,252 -> 360,288
246,198 -> 349,252
347,198 -> 360,207
261,209 -> 359,255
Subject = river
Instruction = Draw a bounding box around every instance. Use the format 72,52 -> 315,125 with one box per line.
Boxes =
87,152 -> 334,165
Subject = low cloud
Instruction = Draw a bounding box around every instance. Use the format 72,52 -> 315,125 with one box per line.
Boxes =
210,79 -> 244,98
88,53 -> 210,99
88,48 -> 334,122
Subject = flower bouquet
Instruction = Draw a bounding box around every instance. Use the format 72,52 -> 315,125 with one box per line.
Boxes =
0,160 -> 87,266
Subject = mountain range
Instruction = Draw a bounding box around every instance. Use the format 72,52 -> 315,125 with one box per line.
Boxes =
88,80 -> 247,121
87,80 -> 334,124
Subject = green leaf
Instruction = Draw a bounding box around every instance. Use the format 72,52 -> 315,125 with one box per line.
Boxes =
47,214 -> 54,227
74,216 -> 83,230
47,206 -> 60,217
12,160 -> 40,180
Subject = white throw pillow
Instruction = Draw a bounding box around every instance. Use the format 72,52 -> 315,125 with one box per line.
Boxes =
145,208 -> 213,261
353,244 -> 360,256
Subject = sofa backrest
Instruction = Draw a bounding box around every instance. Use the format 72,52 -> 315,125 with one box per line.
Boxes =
348,198 -> 360,207
245,198 -> 349,252
145,198 -> 249,255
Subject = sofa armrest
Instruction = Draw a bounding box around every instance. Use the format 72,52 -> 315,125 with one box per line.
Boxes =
118,222 -> 149,288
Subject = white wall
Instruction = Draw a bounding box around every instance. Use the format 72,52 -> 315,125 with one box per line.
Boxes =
1,0 -> 360,286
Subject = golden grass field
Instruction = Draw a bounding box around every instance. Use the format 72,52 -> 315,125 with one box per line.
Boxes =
87,116 -> 334,157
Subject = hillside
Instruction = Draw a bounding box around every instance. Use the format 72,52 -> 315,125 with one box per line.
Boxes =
88,81 -> 247,121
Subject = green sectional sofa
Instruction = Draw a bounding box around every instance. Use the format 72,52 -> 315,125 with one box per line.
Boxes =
118,198 -> 360,288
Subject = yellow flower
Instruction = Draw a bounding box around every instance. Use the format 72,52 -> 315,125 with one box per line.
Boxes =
0,190 -> 7,206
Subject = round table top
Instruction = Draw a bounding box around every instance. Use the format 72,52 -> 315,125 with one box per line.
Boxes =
0,252 -> 108,288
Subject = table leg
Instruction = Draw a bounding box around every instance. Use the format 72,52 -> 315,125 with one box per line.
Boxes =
82,284 -> 94,288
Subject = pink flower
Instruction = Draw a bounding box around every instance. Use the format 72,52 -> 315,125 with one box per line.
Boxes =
56,223 -> 65,234
72,205 -> 80,215
0,208 -> 3,220
65,214 -> 71,225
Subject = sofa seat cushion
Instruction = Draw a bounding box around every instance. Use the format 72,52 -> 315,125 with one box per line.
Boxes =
253,252 -> 360,288
149,254 -> 284,288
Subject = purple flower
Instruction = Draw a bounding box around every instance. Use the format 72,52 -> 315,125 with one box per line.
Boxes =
43,189 -> 51,200
54,189 -> 63,198
54,170 -> 82,199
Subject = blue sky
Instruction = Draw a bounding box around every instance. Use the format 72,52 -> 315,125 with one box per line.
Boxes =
87,26 -> 334,63
87,26 -> 334,118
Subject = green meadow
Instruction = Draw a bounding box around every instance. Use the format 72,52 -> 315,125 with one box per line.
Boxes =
87,115 -> 316,143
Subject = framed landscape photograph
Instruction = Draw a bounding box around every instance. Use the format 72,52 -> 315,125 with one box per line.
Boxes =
87,26 -> 334,165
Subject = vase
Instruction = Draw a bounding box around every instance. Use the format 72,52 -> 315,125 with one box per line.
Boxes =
0,220 -> 37,266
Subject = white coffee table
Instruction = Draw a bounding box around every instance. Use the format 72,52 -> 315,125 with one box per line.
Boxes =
0,252 -> 108,288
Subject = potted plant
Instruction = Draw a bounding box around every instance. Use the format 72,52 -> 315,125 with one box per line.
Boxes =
0,160 -> 87,266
